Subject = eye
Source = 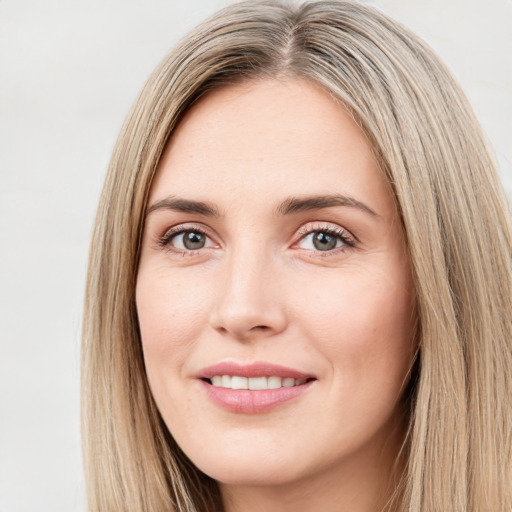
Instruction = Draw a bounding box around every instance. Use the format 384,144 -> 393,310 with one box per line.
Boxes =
159,226 -> 216,252
296,225 -> 355,253
174,231 -> 209,250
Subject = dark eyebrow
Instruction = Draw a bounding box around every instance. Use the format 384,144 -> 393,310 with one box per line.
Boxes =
275,194 -> 378,217
147,193 -> 378,219
147,196 -> 222,217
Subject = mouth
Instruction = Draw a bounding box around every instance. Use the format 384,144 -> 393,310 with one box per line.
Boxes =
204,375 -> 314,390
198,362 -> 317,413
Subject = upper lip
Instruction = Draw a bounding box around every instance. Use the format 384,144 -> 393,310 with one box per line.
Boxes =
198,361 -> 316,380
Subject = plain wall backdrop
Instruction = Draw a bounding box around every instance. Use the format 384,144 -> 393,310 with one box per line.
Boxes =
0,1 -> 510,511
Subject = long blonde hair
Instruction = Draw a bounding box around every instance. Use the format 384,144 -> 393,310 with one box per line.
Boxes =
82,1 -> 512,510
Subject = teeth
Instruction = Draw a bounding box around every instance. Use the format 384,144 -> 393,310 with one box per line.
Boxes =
211,375 -> 223,386
267,376 -> 282,389
232,376 -> 248,389
248,376 -> 267,390
209,375 -> 308,390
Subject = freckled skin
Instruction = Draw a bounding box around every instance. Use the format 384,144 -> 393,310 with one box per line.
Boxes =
136,79 -> 416,512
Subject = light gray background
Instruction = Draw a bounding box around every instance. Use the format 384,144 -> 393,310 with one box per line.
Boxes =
1,1 -> 510,511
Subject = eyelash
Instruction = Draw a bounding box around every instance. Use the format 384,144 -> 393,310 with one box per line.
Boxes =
158,225 -> 212,256
157,223 -> 356,257
296,224 -> 356,255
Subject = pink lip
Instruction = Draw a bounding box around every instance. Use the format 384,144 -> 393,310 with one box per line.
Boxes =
198,361 -> 314,380
197,361 -> 316,414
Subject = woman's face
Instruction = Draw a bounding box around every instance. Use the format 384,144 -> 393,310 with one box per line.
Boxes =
136,79 -> 415,489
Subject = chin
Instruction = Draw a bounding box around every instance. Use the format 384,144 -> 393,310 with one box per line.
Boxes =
184,443 -> 307,487
203,462 -> 301,487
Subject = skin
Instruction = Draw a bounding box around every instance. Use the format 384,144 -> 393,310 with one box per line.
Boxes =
136,78 -> 416,512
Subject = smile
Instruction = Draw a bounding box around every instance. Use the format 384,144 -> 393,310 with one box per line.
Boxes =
198,362 -> 316,413
209,375 -> 308,389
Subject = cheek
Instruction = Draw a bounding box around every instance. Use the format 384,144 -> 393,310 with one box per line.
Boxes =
135,269 -> 211,378
295,265 -> 414,388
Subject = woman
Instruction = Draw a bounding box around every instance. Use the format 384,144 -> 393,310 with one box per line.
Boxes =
82,1 -> 512,511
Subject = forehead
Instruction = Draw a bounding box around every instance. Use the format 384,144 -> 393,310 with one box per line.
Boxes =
150,78 -> 392,217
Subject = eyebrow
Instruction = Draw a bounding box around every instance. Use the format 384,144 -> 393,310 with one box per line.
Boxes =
275,194 -> 378,217
146,193 -> 378,218
147,196 -> 222,217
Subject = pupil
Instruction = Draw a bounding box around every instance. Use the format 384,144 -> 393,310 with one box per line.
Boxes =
184,231 -> 205,250
313,232 -> 337,251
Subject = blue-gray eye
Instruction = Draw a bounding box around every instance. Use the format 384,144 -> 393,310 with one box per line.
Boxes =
299,230 -> 345,251
167,230 -> 211,250
180,231 -> 206,250
312,232 -> 338,251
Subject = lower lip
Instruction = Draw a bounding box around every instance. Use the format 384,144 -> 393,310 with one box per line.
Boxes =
200,380 -> 314,414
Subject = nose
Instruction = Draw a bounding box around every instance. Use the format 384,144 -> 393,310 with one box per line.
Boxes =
209,248 -> 288,341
